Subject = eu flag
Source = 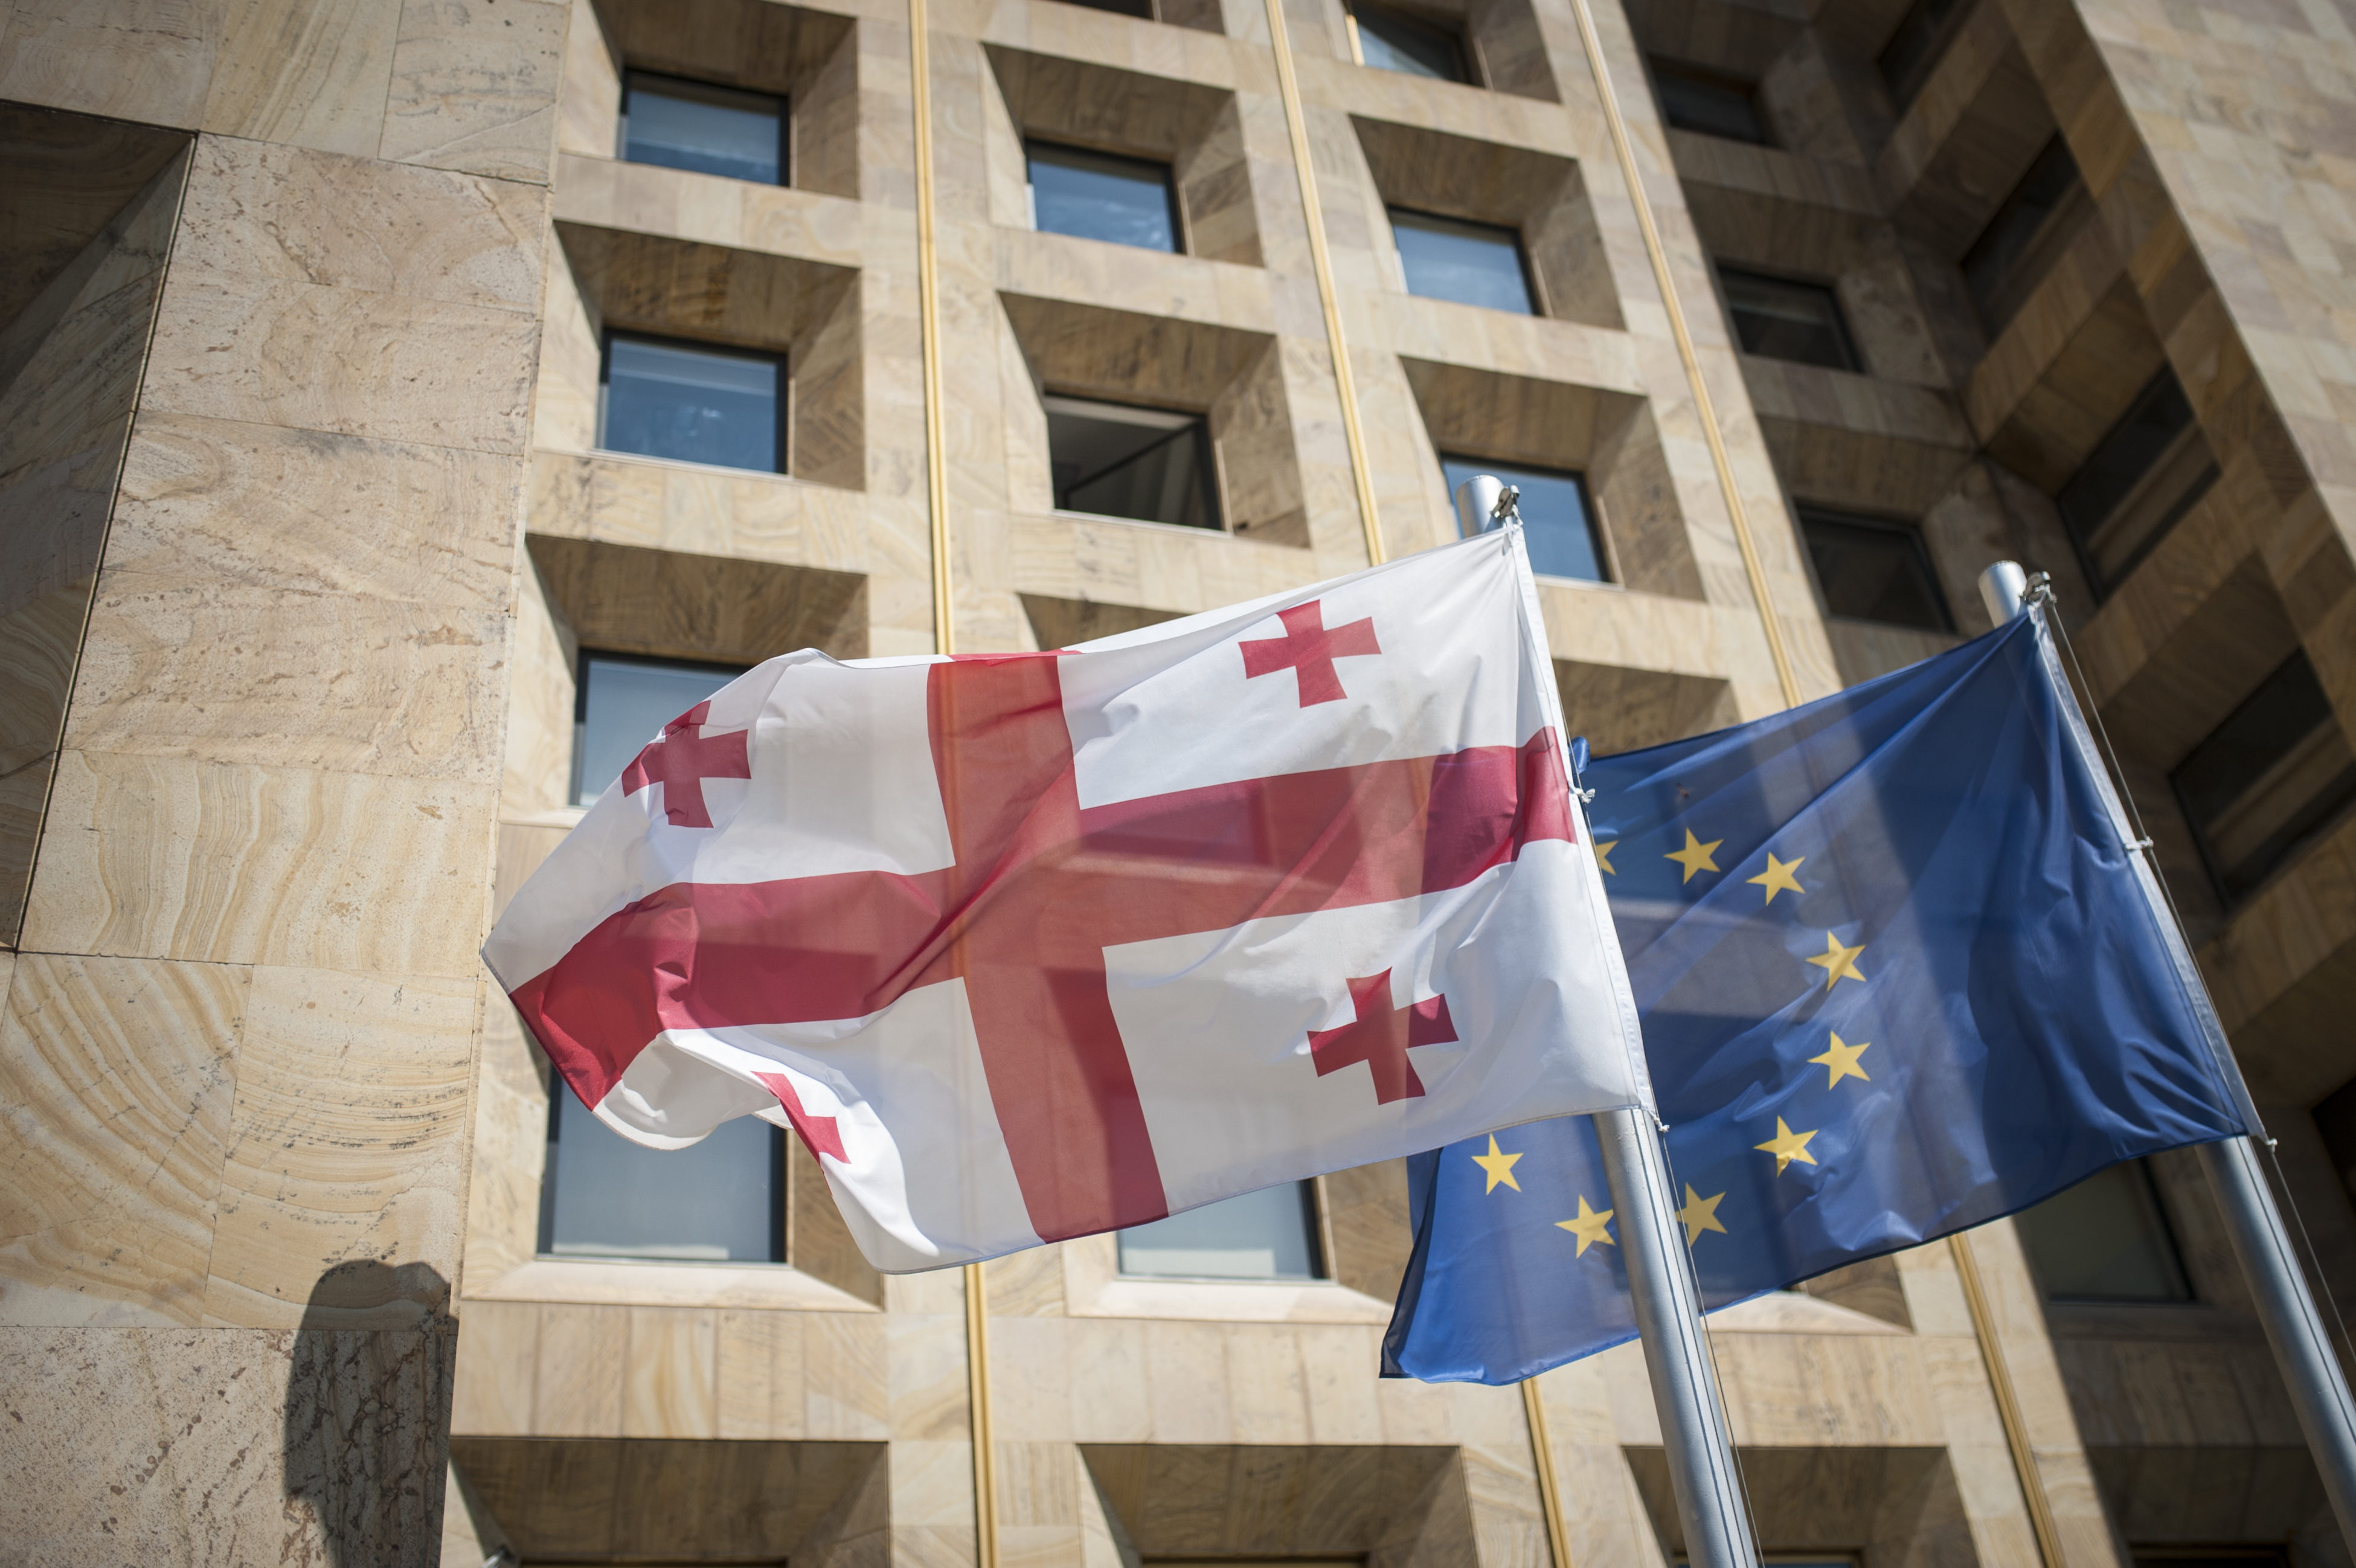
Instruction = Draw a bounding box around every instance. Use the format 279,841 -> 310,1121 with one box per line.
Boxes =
1383,609 -> 2256,1384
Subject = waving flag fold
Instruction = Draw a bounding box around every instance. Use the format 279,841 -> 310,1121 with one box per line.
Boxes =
486,529 -> 1651,1273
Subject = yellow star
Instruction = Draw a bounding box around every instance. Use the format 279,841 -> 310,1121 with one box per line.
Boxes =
1806,930 -> 1867,988
1746,851 -> 1806,905
1664,829 -> 1722,883
1809,1031 -> 1871,1088
1470,1134 -> 1523,1194
1754,1117 -> 1820,1175
1676,1184 -> 1727,1245
1594,839 -> 1617,876
1555,1195 -> 1616,1256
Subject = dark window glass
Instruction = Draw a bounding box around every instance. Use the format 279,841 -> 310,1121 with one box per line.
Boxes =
2316,1072 -> 2356,1215
1064,0 -> 1154,14
1350,2 -> 1469,83
2172,651 -> 2356,904
1719,268 -> 1858,370
1798,507 -> 1951,631
1118,1182 -> 1323,1279
2056,368 -> 2219,597
620,71 -> 785,185
1047,395 -> 1219,529
600,334 -> 783,473
1961,137 -> 2084,335
1878,0 -> 1968,112
2131,1555 -> 2287,1568
539,1084 -> 784,1263
1026,142 -> 1180,253
572,651 -> 749,805
1441,456 -> 1607,582
1651,59 -> 1768,144
1390,209 -> 1535,315
2014,1161 -> 2191,1302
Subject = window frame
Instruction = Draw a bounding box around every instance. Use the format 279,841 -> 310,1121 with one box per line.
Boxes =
617,68 -> 789,188
597,329 -> 790,477
1114,1178 -> 1330,1283
569,645 -> 757,807
1793,504 -> 1954,633
1715,265 -> 1861,373
1647,56 -> 1771,146
1386,204 -> 1542,316
1044,391 -> 1226,532
1343,0 -> 1477,86
1022,137 -> 1187,255
536,1078 -> 789,1267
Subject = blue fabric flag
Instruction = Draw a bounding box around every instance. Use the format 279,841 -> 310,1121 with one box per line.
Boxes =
1382,610 -> 2255,1384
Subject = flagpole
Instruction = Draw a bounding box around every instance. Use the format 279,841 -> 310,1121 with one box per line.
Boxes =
1986,561 -> 2356,1554
1592,1108 -> 1762,1568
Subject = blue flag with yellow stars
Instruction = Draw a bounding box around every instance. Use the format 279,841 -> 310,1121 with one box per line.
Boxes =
1382,608 -> 2256,1384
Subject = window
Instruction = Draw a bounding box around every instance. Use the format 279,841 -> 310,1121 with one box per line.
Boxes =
1797,507 -> 1952,632
618,71 -> 785,185
1118,1182 -> 1324,1279
1390,209 -> 1536,315
1346,1 -> 1471,83
539,1084 -> 785,1262
600,334 -> 784,473
572,651 -> 750,806
1650,59 -> 1769,144
2014,1160 -> 2192,1302
2172,651 -> 2356,904
1962,137 -> 2085,336
2131,1550 -> 2289,1567
1877,0 -> 1969,112
1441,456 -> 1607,582
1718,268 -> 1858,371
1026,141 -> 1181,253
1047,395 -> 1220,529
1064,0 -> 1154,13
2056,368 -> 2219,598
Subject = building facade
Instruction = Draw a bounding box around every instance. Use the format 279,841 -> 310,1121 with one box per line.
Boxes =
3,0 -> 2356,1561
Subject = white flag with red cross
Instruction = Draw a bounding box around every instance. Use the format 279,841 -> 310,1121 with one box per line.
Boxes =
483,527 -> 1651,1273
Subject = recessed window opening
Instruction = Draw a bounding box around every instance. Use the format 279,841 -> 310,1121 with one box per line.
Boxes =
1718,268 -> 1859,371
539,1082 -> 786,1264
1026,140 -> 1182,253
1797,507 -> 1952,632
1118,1181 -> 1324,1279
1063,0 -> 1156,15
1441,455 -> 1606,582
1047,394 -> 1221,530
618,70 -> 786,185
571,650 -> 752,806
599,333 -> 785,474
2129,1549 -> 2290,1566
1346,0 -> 1472,84
1962,136 -> 2085,336
2172,650 -> 2356,905
1877,0 -> 1969,113
2056,367 -> 2220,599
1390,208 -> 1536,315
2014,1160 -> 2192,1302
1649,58 -> 1770,145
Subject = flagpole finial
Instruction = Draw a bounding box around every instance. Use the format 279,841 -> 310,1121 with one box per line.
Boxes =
1453,474 -> 1521,536
1979,561 -> 2030,625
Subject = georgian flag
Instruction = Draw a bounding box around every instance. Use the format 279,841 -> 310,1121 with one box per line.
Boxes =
483,527 -> 1652,1273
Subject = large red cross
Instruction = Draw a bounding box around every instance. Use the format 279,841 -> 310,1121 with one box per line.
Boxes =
621,701 -> 751,828
1308,969 -> 1456,1105
512,655 -> 1573,1242
1241,600 -> 1381,706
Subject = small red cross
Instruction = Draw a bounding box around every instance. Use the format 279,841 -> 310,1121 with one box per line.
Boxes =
1241,600 -> 1381,706
754,1072 -> 847,1163
1306,969 -> 1456,1105
621,701 -> 751,828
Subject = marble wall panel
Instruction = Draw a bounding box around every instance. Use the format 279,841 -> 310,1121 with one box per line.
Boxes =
199,0 -> 401,155
379,0 -> 568,182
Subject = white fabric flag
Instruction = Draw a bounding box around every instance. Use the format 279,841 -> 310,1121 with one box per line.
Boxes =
484,527 -> 1651,1272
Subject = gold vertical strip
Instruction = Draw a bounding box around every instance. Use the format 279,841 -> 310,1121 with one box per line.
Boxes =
910,0 -> 955,655
965,1260 -> 1001,1568
1951,1233 -> 2064,1568
1259,0 -> 1387,568
1522,1379 -> 1576,1568
1561,0 -> 1800,710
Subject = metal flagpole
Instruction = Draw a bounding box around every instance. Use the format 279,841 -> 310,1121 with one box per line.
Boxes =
1983,561 -> 2356,1554
1593,1108 -> 1763,1568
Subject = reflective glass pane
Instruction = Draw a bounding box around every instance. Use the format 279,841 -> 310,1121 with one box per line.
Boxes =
1353,4 -> 1467,82
1027,143 -> 1178,252
1118,1183 -> 1322,1279
573,654 -> 746,805
1046,395 -> 1218,529
1391,209 -> 1535,315
621,72 -> 783,185
1719,269 -> 1857,370
1651,61 -> 1768,144
1441,457 -> 1605,582
2013,1161 -> 2191,1302
541,1085 -> 782,1262
2172,651 -> 2356,902
602,335 -> 781,472
1798,507 -> 1952,631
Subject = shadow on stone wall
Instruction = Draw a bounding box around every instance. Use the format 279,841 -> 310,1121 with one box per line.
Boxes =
281,1261 -> 457,1566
